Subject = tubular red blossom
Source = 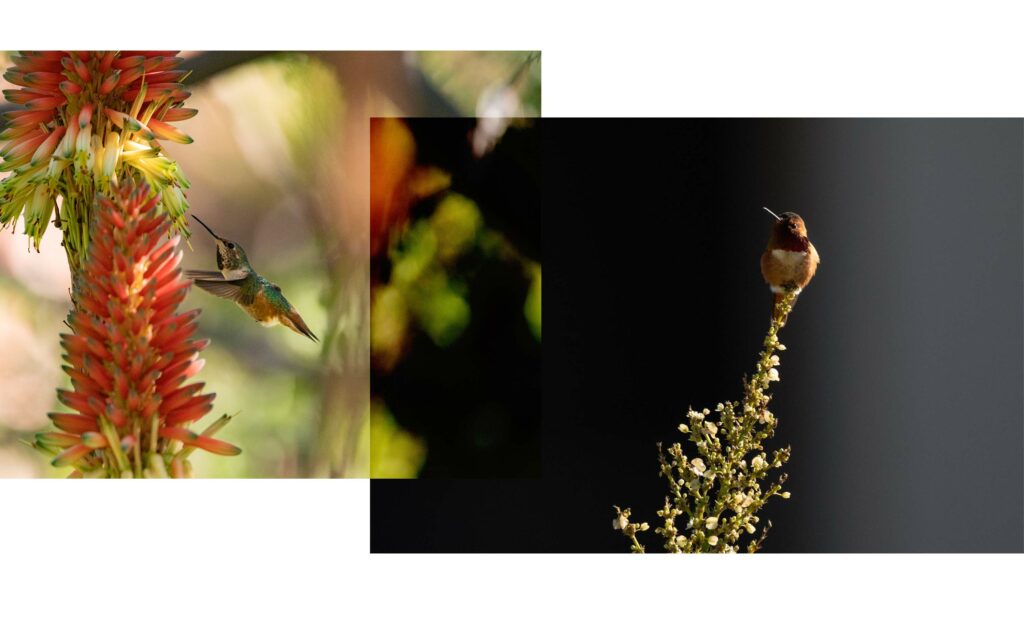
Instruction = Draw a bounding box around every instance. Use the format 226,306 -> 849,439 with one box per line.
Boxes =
37,181 -> 239,477
30,126 -> 66,164
35,432 -> 81,448
159,427 -> 242,456
52,444 -> 93,467
48,413 -> 99,434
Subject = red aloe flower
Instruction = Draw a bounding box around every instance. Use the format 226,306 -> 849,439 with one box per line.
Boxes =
34,181 -> 238,478
0,51 -> 195,271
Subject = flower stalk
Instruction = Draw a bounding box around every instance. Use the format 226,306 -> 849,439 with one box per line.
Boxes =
614,290 -> 798,553
30,182 -> 238,478
0,52 -> 229,477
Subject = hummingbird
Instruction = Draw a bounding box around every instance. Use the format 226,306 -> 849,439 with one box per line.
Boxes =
185,215 -> 319,342
760,207 -> 819,325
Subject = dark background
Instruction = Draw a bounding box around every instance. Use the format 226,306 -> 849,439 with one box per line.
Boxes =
372,119 -> 1024,552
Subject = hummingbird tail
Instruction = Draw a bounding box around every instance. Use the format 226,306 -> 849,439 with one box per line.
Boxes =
283,311 -> 319,343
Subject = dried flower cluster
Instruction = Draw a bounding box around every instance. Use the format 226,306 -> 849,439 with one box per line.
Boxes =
31,182 -> 237,478
1,51 -> 194,272
614,290 -> 797,553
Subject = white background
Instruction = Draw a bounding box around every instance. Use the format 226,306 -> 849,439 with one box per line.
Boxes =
3,1 -> 1022,615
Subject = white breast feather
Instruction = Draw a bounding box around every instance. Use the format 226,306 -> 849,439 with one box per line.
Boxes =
771,249 -> 807,267
769,249 -> 808,294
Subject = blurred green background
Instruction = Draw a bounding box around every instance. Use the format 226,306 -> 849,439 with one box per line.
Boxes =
370,116 -> 542,478
0,50 -> 541,478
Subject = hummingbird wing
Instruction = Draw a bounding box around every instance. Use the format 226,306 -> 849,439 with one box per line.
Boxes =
192,278 -> 248,303
184,269 -> 225,280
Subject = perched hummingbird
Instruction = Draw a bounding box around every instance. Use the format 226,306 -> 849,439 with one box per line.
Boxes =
760,208 -> 819,325
185,215 -> 319,342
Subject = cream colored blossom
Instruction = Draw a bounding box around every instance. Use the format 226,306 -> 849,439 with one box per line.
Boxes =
613,514 -> 628,530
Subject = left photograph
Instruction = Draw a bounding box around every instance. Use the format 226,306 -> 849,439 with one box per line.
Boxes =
0,50 -> 541,478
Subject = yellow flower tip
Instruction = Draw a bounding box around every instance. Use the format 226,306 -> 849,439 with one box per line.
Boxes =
58,122 -> 78,158
101,132 -> 119,177
74,124 -> 92,157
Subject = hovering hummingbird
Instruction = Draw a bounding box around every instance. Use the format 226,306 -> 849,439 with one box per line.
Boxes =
185,215 -> 319,342
760,208 -> 819,325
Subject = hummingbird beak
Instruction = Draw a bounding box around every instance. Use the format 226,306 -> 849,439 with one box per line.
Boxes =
763,207 -> 782,221
191,214 -> 223,241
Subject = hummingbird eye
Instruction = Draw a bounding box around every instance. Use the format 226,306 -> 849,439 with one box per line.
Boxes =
226,242 -> 235,249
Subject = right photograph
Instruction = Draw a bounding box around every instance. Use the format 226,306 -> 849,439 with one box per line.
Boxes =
370,118 -> 1023,552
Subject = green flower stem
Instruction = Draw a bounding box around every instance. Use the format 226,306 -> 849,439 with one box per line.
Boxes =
98,415 -> 130,474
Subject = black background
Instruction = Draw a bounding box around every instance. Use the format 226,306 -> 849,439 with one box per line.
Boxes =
372,119 -> 1024,552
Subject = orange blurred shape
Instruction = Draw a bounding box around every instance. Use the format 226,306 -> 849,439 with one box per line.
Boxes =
369,118 -> 449,257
